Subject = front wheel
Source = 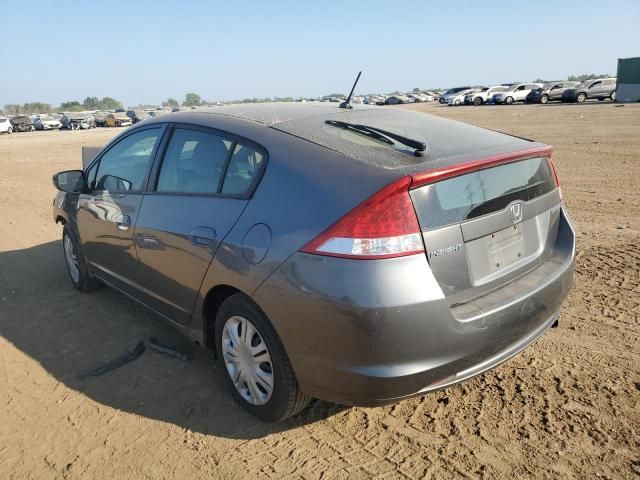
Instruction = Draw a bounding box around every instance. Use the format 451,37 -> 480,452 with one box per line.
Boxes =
504,96 -> 514,105
216,294 -> 311,422
576,93 -> 587,103
540,94 -> 549,104
62,226 -> 102,292
473,97 -> 483,106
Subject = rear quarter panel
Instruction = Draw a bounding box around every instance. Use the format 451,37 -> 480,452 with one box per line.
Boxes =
189,118 -> 401,339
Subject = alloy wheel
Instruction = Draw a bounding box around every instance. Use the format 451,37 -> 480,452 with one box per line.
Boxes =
63,234 -> 80,283
222,315 -> 274,405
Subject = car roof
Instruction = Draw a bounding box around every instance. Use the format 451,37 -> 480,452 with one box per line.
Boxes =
186,102 -> 381,126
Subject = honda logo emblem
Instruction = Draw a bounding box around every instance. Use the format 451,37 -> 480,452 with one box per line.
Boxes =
510,203 -> 523,223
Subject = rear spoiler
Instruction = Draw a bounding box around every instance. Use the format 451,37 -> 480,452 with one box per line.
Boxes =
410,145 -> 553,188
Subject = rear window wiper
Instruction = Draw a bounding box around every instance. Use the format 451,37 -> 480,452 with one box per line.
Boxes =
325,120 -> 427,157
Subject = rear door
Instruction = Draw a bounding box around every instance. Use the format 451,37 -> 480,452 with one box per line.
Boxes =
77,127 -> 164,295
410,156 -> 561,306
133,124 -> 267,324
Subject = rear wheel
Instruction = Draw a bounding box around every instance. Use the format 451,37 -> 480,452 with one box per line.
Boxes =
540,94 -> 549,104
610,91 -> 616,101
7,127 -> 12,134
473,96 -> 483,106
62,226 -> 102,292
576,92 -> 587,103
216,294 -> 311,422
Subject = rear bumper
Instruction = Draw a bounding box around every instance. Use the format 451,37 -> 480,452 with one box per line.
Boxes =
253,208 -> 575,406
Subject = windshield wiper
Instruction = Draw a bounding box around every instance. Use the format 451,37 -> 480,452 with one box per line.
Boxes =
325,120 -> 427,157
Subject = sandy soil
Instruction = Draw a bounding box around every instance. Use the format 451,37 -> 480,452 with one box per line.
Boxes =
0,103 -> 638,479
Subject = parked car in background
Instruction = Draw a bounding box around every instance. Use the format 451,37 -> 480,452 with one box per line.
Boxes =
448,89 -> 478,106
126,110 -> 151,124
365,95 -> 387,105
104,112 -> 133,127
525,81 -> 580,104
52,103 -> 575,422
60,112 -> 96,130
385,95 -> 411,105
10,116 -> 35,132
465,86 -> 509,105
32,114 -> 61,130
148,109 -> 170,118
0,117 -> 13,134
92,111 -> 111,127
114,107 -> 126,113
561,78 -> 617,103
492,83 -> 543,105
439,86 -> 472,104
423,91 -> 440,102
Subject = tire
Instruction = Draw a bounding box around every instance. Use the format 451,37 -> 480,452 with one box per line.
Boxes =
62,225 -> 102,292
454,99 -> 461,106
576,93 -> 587,103
7,127 -> 12,134
216,293 -> 311,422
473,96 -> 483,106
540,95 -> 549,104
610,91 -> 616,101
504,96 -> 514,105
439,97 -> 445,104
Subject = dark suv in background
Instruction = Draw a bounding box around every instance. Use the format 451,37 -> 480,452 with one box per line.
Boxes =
526,81 -> 580,104
561,78 -> 617,103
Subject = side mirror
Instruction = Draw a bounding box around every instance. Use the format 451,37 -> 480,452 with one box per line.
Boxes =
53,170 -> 87,193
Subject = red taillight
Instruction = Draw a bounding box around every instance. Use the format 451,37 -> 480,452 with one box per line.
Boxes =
300,176 -> 424,259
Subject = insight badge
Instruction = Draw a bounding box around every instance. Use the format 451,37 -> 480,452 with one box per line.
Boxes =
428,243 -> 463,258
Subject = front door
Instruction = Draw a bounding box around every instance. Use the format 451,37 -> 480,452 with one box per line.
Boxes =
78,127 -> 164,294
549,83 -> 563,100
134,125 -> 266,324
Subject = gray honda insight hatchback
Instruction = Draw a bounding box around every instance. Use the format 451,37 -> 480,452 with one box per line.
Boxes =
53,103 -> 575,422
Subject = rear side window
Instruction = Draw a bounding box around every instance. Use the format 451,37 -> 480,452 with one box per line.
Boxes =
221,143 -> 265,194
416,157 -> 556,229
157,128 -> 232,194
94,128 -> 161,192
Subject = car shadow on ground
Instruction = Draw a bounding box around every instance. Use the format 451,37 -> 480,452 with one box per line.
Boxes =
0,241 -> 347,439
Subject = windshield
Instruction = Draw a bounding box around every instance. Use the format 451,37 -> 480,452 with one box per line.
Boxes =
39,115 -> 55,121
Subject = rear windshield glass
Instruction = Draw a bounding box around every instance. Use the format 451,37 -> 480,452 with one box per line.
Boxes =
414,157 -> 556,229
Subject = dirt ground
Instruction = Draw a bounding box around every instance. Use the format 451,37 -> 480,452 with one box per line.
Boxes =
0,103 -> 638,479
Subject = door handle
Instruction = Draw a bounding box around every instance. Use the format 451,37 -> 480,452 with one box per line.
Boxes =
189,227 -> 216,247
116,215 -> 131,231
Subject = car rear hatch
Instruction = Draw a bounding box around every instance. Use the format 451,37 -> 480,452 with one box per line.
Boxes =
409,152 -> 562,308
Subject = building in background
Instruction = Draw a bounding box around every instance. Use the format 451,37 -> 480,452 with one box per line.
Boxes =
616,57 -> 640,102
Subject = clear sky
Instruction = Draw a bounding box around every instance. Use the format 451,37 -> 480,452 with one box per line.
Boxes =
1,0 -> 638,107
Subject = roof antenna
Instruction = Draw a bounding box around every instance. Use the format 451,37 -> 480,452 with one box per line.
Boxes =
339,71 -> 362,109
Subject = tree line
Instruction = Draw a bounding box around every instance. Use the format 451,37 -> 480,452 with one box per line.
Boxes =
2,96 -> 122,116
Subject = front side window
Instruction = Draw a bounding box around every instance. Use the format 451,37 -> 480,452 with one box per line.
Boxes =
157,128 -> 232,194
94,128 -> 161,192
